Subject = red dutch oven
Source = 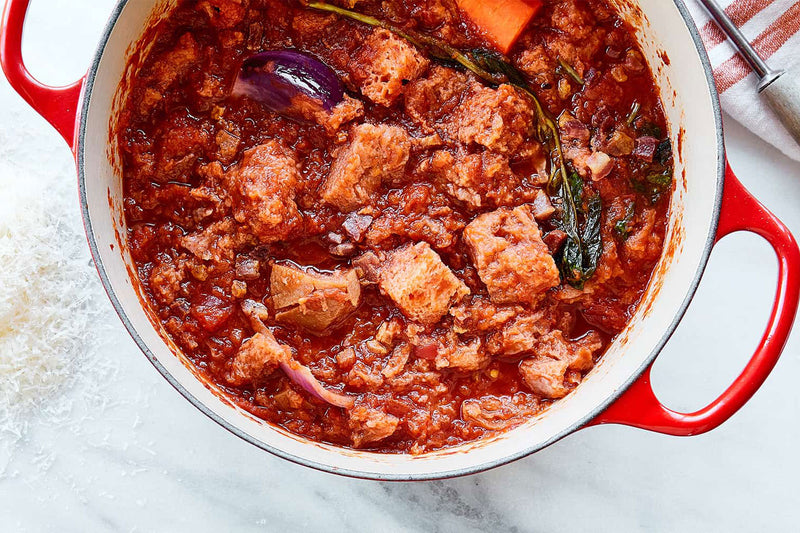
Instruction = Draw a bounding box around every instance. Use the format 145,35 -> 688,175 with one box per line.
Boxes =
2,0 -> 799,480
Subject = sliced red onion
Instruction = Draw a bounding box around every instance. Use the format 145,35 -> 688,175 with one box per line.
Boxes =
342,213 -> 373,242
633,136 -> 659,162
280,360 -> 355,409
241,299 -> 354,409
233,50 -> 345,116
241,299 -> 271,335
531,190 -> 555,221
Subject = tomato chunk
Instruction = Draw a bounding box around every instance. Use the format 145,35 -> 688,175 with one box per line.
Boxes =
190,294 -> 234,332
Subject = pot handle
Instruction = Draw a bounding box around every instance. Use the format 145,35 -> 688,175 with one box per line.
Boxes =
1,0 -> 85,150
590,162 -> 800,435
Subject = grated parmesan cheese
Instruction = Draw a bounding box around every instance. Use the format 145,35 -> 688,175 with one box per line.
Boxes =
0,166 -> 115,472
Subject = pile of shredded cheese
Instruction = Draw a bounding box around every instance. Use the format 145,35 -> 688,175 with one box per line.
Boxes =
0,162 -> 114,471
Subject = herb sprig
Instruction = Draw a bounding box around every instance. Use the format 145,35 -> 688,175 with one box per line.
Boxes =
306,1 -> 601,288
557,172 -> 602,287
557,57 -> 585,85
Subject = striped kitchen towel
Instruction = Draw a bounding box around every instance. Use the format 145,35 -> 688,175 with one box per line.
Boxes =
687,0 -> 800,161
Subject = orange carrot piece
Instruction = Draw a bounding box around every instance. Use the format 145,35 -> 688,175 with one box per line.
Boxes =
456,0 -> 543,54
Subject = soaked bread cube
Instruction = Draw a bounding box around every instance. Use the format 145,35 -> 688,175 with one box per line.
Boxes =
464,205 -> 560,305
377,242 -> 469,324
225,141 -> 302,243
349,405 -> 400,447
452,83 -> 536,155
518,331 -> 603,398
351,28 -> 429,106
320,123 -> 411,211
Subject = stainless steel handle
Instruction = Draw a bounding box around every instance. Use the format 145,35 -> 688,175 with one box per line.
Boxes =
697,0 -> 800,148
696,0 -> 775,78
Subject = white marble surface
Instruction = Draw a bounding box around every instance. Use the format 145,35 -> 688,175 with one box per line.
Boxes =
1,1 -> 799,531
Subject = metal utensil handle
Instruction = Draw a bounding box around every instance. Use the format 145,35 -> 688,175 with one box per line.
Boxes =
698,0 -> 800,147
697,0 -> 777,78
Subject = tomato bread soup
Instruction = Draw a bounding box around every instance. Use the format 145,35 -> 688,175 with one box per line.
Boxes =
118,0 -> 673,453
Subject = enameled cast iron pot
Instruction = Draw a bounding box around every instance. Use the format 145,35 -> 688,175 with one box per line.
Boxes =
3,0 -> 799,480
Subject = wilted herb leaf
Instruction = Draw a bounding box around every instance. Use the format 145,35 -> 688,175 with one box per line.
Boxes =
646,172 -> 672,188
626,101 -> 640,125
555,173 -> 603,288
566,170 -> 583,207
469,49 -> 527,86
558,178 -> 584,286
638,122 -> 663,139
654,139 -> 672,165
580,194 -> 603,280
632,170 -> 672,204
557,57 -> 584,85
613,201 -> 636,241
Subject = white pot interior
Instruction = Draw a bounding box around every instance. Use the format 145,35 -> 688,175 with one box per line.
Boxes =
78,0 -> 724,479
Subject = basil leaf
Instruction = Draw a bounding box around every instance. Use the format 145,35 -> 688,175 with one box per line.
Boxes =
555,173 -> 603,289
581,193 -> 603,280
632,170 -> 671,204
646,172 -> 672,189
566,170 -> 583,208
626,101 -> 640,125
654,138 -> 672,165
613,201 -> 636,241
558,177 -> 584,286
